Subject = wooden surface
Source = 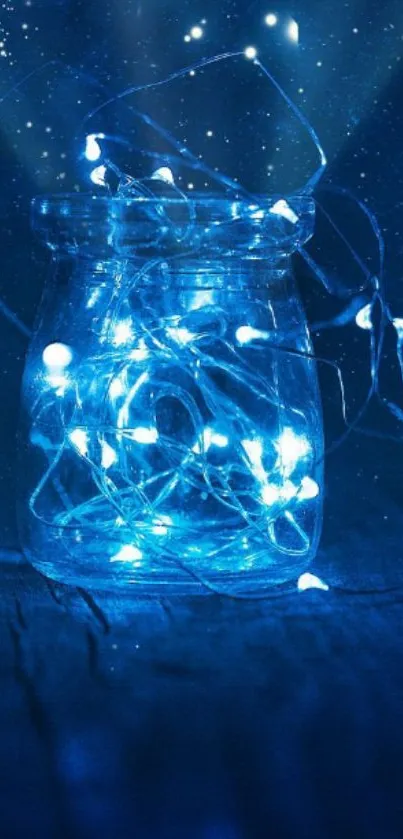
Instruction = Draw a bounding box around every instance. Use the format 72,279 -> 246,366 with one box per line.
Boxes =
1,549 -> 403,838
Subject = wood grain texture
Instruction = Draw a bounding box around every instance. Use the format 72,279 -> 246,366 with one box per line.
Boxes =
1,550 -> 403,838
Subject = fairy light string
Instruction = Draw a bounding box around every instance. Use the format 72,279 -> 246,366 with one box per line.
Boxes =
14,50 -> 403,595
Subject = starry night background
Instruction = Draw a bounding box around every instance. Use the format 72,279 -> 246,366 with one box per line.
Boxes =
1,1 -> 403,836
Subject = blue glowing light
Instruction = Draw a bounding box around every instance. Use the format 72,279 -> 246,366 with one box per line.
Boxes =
69,428 -> 88,456
112,319 -> 134,347
236,325 -> 270,344
100,440 -> 117,469
110,544 -> 143,564
151,166 -> 175,185
84,133 -> 105,162
286,19 -> 299,45
297,573 -> 329,592
42,342 -> 73,369
90,164 -> 107,186
244,46 -> 258,60
129,427 -> 159,445
264,13 -> 278,27
166,326 -> 196,345
193,428 -> 229,454
355,303 -> 373,330
269,199 -> 299,225
129,340 -> 149,362
109,375 -> 125,400
299,476 -> 320,500
190,25 -> 204,40
42,342 -> 73,395
274,428 -> 311,478
393,317 -> 403,336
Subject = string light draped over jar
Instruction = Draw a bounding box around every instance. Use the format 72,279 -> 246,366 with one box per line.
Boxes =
17,192 -> 323,595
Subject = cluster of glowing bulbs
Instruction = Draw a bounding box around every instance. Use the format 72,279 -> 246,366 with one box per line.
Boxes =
40,321 -> 321,591
182,11 -> 298,60
42,340 -> 319,503
184,23 -> 206,43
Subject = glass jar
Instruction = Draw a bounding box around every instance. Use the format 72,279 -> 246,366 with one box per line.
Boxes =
17,193 -> 323,595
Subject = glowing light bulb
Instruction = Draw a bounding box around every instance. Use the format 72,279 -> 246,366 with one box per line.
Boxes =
298,476 -> 319,500
242,438 -> 263,463
109,376 -> 124,400
152,524 -> 168,536
236,325 -> 269,344
355,304 -> 372,330
282,480 -> 298,501
151,166 -> 175,185
166,326 -> 195,345
393,317 -> 403,336
69,428 -> 88,457
211,432 -> 228,448
129,339 -> 149,362
42,342 -> 73,369
130,427 -> 159,445
110,544 -> 143,563
236,325 -> 255,344
262,480 -> 299,505
193,427 -> 229,454
264,13 -> 278,26
262,484 -> 280,505
244,46 -> 258,60
189,289 -> 214,311
250,207 -> 265,221
190,25 -> 203,39
101,440 -> 117,469
112,319 -> 134,346
297,573 -> 329,592
84,133 -> 105,162
90,165 -> 107,186
286,19 -> 299,44
274,428 -> 311,476
270,199 -> 299,225
42,344 -> 70,393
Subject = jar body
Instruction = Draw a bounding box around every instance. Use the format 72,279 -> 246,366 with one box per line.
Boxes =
18,257 -> 323,594
18,195 -> 323,594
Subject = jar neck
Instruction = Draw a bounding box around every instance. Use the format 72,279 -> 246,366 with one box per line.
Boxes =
65,254 -> 292,290
32,194 -> 316,261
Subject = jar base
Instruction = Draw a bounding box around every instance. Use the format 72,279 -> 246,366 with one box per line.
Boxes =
24,549 -> 304,598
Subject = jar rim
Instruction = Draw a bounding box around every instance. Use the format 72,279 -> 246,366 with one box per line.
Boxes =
31,192 -> 316,257
32,191 -> 315,215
